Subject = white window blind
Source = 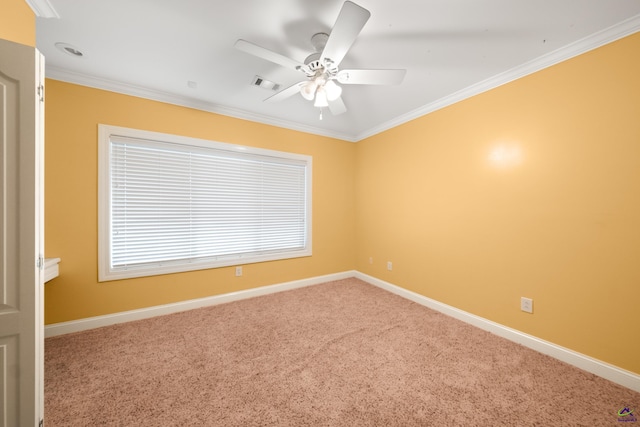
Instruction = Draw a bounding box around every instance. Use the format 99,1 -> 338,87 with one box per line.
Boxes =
98,125 -> 312,281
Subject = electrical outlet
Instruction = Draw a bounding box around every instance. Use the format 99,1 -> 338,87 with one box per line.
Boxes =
387,261 -> 393,271
521,297 -> 533,313
235,266 -> 242,277
369,257 -> 373,264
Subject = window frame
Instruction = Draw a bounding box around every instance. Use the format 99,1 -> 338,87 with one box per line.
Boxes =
98,124 -> 312,282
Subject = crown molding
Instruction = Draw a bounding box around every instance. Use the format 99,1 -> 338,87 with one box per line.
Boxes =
44,13 -> 639,143
355,13 -> 640,141
45,66 -> 357,142
25,0 -> 59,18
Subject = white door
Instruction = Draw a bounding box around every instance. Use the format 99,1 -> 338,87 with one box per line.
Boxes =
0,38 -> 45,427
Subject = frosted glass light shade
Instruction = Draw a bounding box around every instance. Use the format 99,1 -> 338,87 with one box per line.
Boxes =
324,80 -> 342,101
314,87 -> 329,107
300,81 -> 317,101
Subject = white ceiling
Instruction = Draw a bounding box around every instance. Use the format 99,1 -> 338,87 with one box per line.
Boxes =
35,0 -> 640,142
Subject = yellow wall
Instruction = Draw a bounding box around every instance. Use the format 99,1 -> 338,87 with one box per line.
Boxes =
44,81 -> 356,323
355,33 -> 640,374
0,0 -> 35,46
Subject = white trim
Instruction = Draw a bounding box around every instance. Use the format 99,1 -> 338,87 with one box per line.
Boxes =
43,257 -> 60,282
44,270 -> 355,338
355,14 -> 640,141
25,0 -> 59,18
44,67 -> 356,143
44,269 -> 640,392
355,271 -> 640,393
43,16 -> 640,143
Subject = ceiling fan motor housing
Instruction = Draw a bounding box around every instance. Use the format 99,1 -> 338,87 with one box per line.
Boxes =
303,33 -> 339,78
310,32 -> 329,52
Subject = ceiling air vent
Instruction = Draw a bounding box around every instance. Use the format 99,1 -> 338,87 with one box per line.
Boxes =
251,76 -> 280,91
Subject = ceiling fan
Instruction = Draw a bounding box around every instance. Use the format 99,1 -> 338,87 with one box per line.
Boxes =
235,1 -> 406,118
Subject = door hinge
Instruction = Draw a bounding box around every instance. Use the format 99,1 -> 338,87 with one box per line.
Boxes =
37,84 -> 44,102
36,255 -> 44,270
39,419 -> 44,427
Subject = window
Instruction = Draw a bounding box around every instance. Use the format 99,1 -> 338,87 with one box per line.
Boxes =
98,125 -> 312,281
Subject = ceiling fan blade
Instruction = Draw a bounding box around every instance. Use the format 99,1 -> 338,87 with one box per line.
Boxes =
235,39 -> 305,72
336,69 -> 406,85
320,1 -> 371,67
264,81 -> 306,103
328,96 -> 347,115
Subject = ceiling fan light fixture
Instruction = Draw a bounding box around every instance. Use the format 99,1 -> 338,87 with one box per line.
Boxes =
314,87 -> 329,108
324,80 -> 342,101
300,81 -> 317,101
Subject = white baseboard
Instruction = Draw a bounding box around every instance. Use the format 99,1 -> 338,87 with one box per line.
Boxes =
44,270 -> 356,338
355,271 -> 640,393
45,269 -> 640,393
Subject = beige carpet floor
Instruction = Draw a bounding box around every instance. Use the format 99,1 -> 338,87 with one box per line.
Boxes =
45,278 -> 639,426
